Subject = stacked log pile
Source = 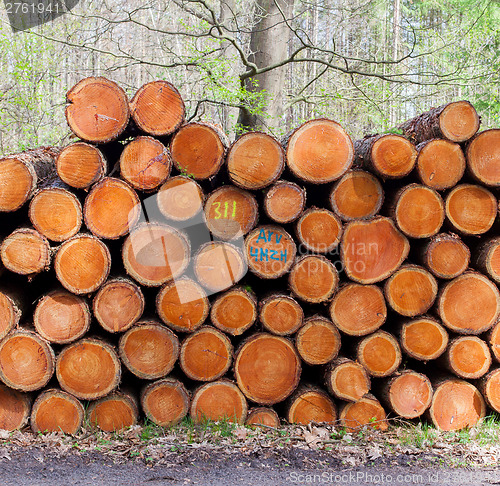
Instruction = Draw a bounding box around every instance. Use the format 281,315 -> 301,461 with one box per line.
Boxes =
0,79 -> 498,434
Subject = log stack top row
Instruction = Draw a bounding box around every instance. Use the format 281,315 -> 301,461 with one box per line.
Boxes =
0,77 -> 499,435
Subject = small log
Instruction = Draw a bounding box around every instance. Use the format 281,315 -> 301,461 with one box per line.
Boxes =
234,333 -> 301,405
0,384 -> 31,431
488,321 -> 500,362
286,386 -> 337,425
179,326 -> 233,381
130,80 -> 185,136
56,338 -> 121,400
474,237 -> 500,284
119,321 -> 179,380
329,283 -> 386,337
295,316 -> 341,365
65,76 -> 130,143
341,217 -> 409,284
391,184 -> 445,239
210,286 -> 257,336
428,378 -> 485,431
84,178 -> 140,239
1,228 -> 50,276
141,378 -> 190,427
438,272 -> 500,335
400,101 -> 480,144
0,330 -> 54,392
289,255 -> 338,304
87,391 -> 139,432
259,293 -> 304,336
285,118 -> 354,183
378,370 -> 432,419
399,317 -> 449,361
420,233 -> 470,279
204,186 -> 258,240
29,187 -> 82,242
340,396 -> 388,432
156,277 -> 209,333
55,234 -> 111,294
443,336 -> 491,379
244,225 -> 296,279
467,129 -> 500,186
227,132 -> 285,190
157,176 -> 205,222
55,142 -> 107,190
477,368 -> 500,413
384,265 -> 438,317
356,330 -> 402,378
354,134 -> 416,179
0,147 -> 60,212
93,278 -> 145,333
329,170 -> 383,221
34,290 -> 90,344
119,136 -> 172,191
170,122 -> 227,180
445,184 -> 497,235
263,180 -> 306,224
295,208 -> 342,254
325,358 -> 371,402
416,139 -> 465,190
245,407 -> 280,428
0,289 -> 22,341
122,223 -> 190,287
30,388 -> 84,435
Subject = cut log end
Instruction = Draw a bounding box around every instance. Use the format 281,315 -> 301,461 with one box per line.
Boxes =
31,389 -> 84,434
34,290 -> 90,344
475,237 -> 500,284
0,384 -> 31,431
119,322 -> 179,380
259,294 -> 304,336
56,338 -> 121,400
479,368 -> 500,413
423,233 -> 470,279
439,101 -> 480,142
65,77 -> 130,143
286,387 -> 337,425
156,277 -> 209,333
329,170 -> 383,221
130,80 -> 185,136
366,134 -> 417,178
400,318 -> 449,361
0,291 -> 21,341
330,283 -> 386,336
467,129 -> 500,187
56,143 -> 106,189
1,229 -> 50,276
211,287 -> 257,336
227,132 -> 285,190
157,176 -> 204,222
295,316 -> 341,365
286,119 -> 354,183
296,208 -> 342,254
264,181 -> 306,224
357,331 -> 402,378
0,156 -> 35,212
235,334 -> 301,405
190,380 -> 247,424
445,336 -> 491,379
340,397 -> 388,432
87,392 -> 139,432
289,255 -> 338,304
141,378 -> 190,427
245,408 -> 280,428
325,359 -> 371,402
180,327 -> 233,381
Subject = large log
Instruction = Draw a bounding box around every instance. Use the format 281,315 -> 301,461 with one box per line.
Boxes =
156,176 -> 205,222
420,233 -> 470,279
259,293 -> 304,336
399,101 -> 480,144
295,208 -> 342,254
179,326 -> 233,381
65,77 -> 130,143
34,290 -> 90,344
325,358 -> 370,402
354,134 -> 416,179
286,386 -> 337,425
210,286 -> 257,336
329,170 -> 383,221
466,129 -> 500,186
55,234 -> 111,294
56,338 -> 121,400
263,180 -> 306,224
30,388 -> 84,434
0,147 -> 60,212
0,384 -> 31,431
84,178 -> 140,239
329,283 -> 386,336
341,217 -> 409,284
285,119 -> 354,183
234,333 -> 301,405
87,391 -> 139,432
227,132 -> 285,190
416,140 -> 465,190
119,321 -> 179,380
295,316 -> 341,365
442,336 -> 491,379
399,317 -> 449,361
130,80 -> 185,136
356,330 -> 402,378
340,396 -> 388,431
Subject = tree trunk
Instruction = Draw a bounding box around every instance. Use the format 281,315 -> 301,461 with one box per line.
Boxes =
156,176 -> 205,222
295,208 -> 342,254
263,180 -> 306,224
324,358 -> 371,402
259,293 -> 304,336
356,330 -> 402,378
87,391 -> 139,432
399,317 -> 449,361
286,386 -> 337,425
295,316 -> 341,365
